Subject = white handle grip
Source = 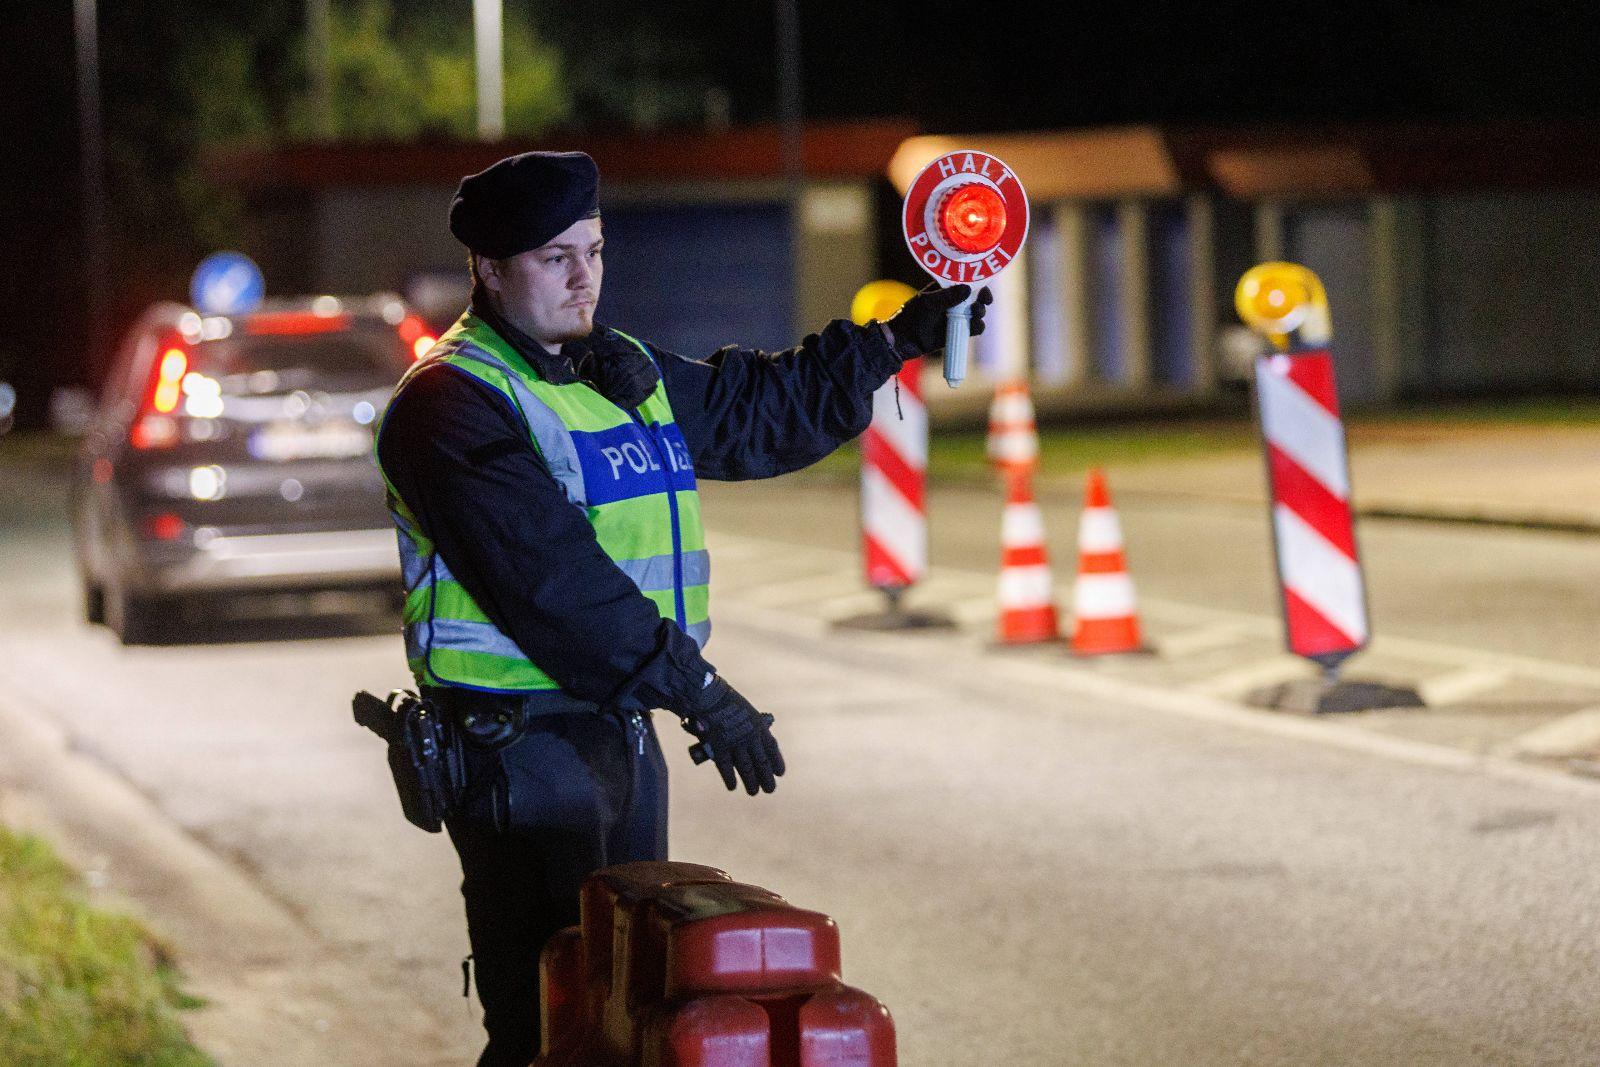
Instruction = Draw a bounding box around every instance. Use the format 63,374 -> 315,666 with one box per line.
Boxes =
942,306 -> 971,389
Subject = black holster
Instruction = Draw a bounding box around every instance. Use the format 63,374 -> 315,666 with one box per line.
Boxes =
353,689 -> 469,833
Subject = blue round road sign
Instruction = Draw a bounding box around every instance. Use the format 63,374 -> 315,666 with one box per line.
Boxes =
190,252 -> 265,315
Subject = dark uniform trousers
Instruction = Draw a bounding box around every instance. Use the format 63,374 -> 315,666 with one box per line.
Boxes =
445,707 -> 668,1067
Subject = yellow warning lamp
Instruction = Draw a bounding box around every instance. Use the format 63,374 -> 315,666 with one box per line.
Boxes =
851,279 -> 918,327
1234,262 -> 1331,350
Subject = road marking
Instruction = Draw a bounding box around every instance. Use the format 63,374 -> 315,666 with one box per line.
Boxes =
1157,620 -> 1257,657
715,596 -> 1600,800
736,568 -> 864,607
708,530 -> 1600,697
1417,666 -> 1514,707
811,589 -> 896,619
1507,708 -> 1600,759
949,594 -> 1000,626
1187,657 -> 1314,698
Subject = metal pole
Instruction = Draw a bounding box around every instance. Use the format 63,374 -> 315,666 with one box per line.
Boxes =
74,0 -> 110,386
774,0 -> 803,191
473,0 -> 505,141
307,0 -> 333,139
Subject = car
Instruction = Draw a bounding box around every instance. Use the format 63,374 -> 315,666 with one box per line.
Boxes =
72,294 -> 436,644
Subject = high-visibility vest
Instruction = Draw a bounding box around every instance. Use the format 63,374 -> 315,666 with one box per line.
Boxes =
376,312 -> 710,696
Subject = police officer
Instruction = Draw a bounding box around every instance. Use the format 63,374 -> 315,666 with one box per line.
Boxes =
375,151 -> 988,1066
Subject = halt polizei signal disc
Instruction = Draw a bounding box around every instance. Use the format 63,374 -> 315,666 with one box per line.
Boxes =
902,150 -> 1030,286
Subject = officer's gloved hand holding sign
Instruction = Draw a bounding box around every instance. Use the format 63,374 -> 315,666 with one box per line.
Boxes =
900,149 -> 1030,387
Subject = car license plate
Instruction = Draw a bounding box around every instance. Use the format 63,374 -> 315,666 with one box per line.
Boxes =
249,422 -> 371,461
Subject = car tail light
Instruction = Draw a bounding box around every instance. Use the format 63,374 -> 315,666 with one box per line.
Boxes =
398,315 -> 436,360
141,512 -> 188,541
130,415 -> 179,450
131,331 -> 189,449
245,311 -> 352,335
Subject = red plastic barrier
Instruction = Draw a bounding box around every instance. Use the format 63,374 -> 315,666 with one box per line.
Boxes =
799,986 -> 897,1065
539,926 -> 585,1056
533,861 -> 896,1067
642,994 -> 771,1067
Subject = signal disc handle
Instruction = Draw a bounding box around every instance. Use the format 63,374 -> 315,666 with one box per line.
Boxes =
943,292 -> 974,388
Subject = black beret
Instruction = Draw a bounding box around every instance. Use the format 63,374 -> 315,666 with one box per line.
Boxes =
449,151 -> 600,259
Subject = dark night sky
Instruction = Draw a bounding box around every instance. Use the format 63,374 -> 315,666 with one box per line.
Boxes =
3,1 -> 1599,417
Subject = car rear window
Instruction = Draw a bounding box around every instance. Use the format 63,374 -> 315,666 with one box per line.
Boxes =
194,331 -> 406,393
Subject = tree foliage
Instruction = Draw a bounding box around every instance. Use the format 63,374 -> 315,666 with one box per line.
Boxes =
181,0 -> 570,146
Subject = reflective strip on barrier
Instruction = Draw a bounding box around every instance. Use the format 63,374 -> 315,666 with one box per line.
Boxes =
1254,351 -> 1368,661
860,359 -> 927,589
1076,507 -> 1123,554
1072,572 -> 1138,619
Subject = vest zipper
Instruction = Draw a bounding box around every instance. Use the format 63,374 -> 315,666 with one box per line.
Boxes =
631,410 -> 687,630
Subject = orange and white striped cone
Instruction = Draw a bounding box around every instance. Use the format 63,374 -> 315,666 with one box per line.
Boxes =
996,470 -> 1060,644
986,380 -> 1039,477
1070,468 -> 1144,655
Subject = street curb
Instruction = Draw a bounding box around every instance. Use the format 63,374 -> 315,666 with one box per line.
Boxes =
0,685 -> 443,1066
1060,482 -> 1600,535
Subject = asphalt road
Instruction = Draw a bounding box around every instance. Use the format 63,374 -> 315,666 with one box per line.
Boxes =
3,449 -> 1599,1065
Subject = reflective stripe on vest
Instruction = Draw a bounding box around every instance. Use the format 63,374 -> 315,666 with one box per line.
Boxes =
378,313 -> 711,694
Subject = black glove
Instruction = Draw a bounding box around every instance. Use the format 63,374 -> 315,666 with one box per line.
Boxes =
883,283 -> 993,361
679,675 -> 785,795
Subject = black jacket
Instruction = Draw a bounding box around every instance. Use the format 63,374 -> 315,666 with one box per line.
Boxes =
376,307 -> 902,718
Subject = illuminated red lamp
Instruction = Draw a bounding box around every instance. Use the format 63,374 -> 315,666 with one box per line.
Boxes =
132,333 -> 189,448
245,312 -> 352,335
938,183 -> 1007,255
152,347 -> 188,413
398,315 -> 437,360
141,512 -> 188,541
130,415 -> 178,450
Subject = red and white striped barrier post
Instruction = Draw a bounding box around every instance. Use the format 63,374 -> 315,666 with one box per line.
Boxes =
862,357 -> 928,596
838,281 -> 952,631
1255,351 -> 1367,667
1236,264 -> 1422,713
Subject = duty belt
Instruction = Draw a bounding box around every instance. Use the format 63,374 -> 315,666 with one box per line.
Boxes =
421,685 -> 603,747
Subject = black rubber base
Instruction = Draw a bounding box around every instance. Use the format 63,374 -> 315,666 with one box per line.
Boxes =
832,608 -> 956,632
1247,677 -> 1428,715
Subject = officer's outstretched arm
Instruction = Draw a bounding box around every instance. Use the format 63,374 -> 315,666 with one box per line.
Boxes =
651,285 -> 989,482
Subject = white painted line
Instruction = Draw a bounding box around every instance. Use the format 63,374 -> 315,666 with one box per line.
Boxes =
813,589 -> 902,621
950,595 -> 999,626
1187,657 -> 1314,698
715,598 -> 1600,801
738,568 -> 865,608
1417,666 -> 1514,707
1508,708 -> 1600,759
1156,620 -> 1256,658
711,531 -> 1600,694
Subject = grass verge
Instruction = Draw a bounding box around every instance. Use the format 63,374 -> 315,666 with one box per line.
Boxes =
798,396 -> 1600,486
801,421 -> 1259,484
0,825 -> 212,1067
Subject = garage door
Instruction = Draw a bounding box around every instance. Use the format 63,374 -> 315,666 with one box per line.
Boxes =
596,202 -> 794,360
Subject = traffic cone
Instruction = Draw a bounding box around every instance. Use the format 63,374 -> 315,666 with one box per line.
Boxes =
986,380 -> 1039,477
996,469 -> 1060,644
1070,468 -> 1143,654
